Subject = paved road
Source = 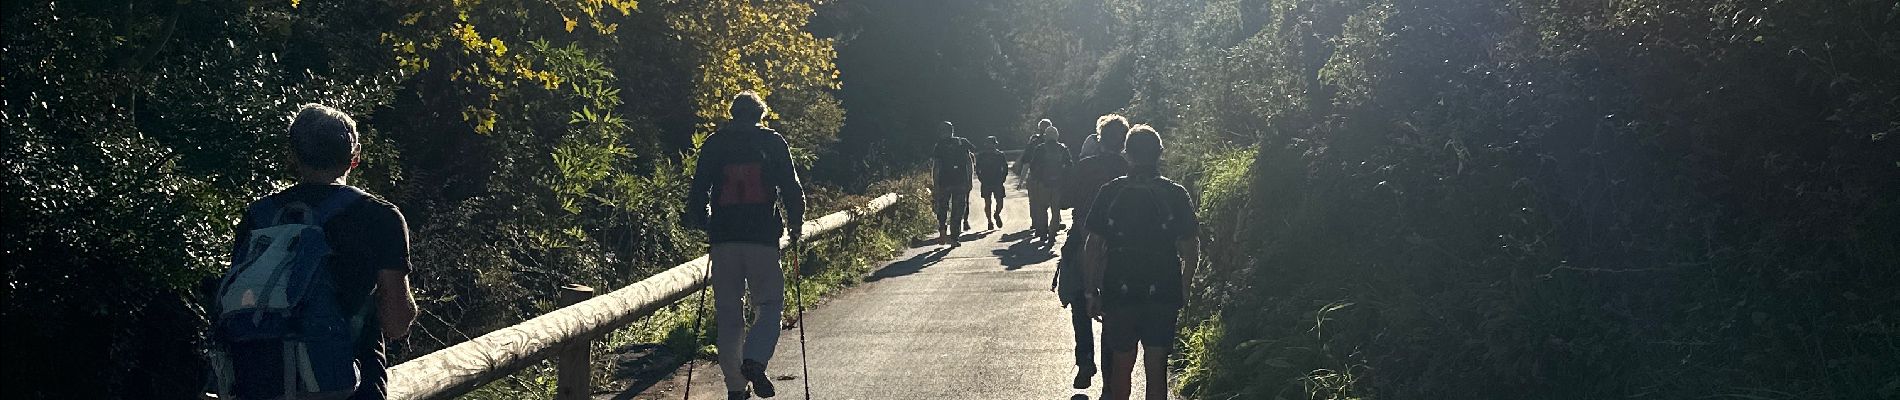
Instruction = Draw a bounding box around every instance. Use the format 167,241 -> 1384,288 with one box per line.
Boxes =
633,175 -> 1162,400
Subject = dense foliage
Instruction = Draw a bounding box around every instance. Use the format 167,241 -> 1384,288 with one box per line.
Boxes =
6,0 -> 1897,398
946,0 -> 1898,398
1,0 -> 861,398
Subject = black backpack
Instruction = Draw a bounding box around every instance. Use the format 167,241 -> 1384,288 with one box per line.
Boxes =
1095,176 -> 1186,303
933,137 -> 972,184
1028,142 -> 1069,183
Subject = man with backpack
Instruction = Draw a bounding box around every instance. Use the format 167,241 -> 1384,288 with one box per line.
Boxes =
1022,125 -> 1071,241
1082,124 -> 1199,400
974,136 -> 1010,231
1052,114 -> 1131,390
685,92 -> 806,400
208,104 -> 416,400
931,121 -> 976,246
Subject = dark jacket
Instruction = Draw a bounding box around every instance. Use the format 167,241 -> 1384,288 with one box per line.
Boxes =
686,123 -> 806,245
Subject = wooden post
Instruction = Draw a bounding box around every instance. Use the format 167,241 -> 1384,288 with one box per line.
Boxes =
556,284 -> 596,400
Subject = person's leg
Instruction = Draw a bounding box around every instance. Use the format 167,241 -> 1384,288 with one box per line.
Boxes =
1069,294 -> 1096,383
741,244 -> 786,364
1141,343 -> 1170,400
1028,189 -> 1049,234
982,190 -> 997,230
989,188 -> 1005,225
1100,305 -> 1140,400
740,243 -> 785,396
933,190 -> 949,231
952,188 -> 971,238
932,190 -> 951,243
1138,305 -> 1180,400
959,188 -> 973,232
709,244 -> 752,393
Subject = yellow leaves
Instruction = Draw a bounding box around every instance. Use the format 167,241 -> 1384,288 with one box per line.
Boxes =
564,16 -> 577,33
461,107 -> 498,134
289,0 -> 300,8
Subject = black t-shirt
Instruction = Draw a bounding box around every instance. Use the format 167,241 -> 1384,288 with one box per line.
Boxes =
1084,175 -> 1198,306
231,183 -> 411,352
975,149 -> 1008,184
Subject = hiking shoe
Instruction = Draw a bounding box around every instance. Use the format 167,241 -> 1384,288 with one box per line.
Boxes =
727,390 -> 751,400
741,359 -> 775,398
1073,364 -> 1097,389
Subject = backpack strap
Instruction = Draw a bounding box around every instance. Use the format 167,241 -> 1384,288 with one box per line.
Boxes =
1101,176 -> 1176,240
312,186 -> 368,224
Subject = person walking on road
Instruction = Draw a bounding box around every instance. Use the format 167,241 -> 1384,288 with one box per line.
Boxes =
1052,114 -> 1131,390
207,104 -> 417,400
1083,124 -> 1199,400
1017,119 -> 1054,179
931,121 -> 977,246
1022,125 -> 1071,241
975,136 -> 1010,230
684,91 -> 807,400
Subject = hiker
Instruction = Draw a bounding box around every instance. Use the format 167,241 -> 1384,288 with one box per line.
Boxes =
1015,119 -> 1053,188
207,104 -> 417,400
975,136 -> 1009,230
1052,114 -> 1131,390
684,91 -> 806,400
1083,124 -> 1199,400
1078,130 -> 1103,158
1022,124 -> 1071,241
931,121 -> 976,246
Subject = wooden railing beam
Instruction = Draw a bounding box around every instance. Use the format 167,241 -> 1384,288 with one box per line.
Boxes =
386,193 -> 904,400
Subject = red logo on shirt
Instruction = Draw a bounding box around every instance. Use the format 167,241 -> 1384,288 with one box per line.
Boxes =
719,163 -> 768,205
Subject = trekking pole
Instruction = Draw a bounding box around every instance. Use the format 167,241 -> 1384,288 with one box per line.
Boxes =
787,242 -> 814,400
681,263 -> 715,400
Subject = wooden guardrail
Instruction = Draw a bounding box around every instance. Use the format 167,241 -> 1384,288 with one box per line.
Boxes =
386,193 -> 906,400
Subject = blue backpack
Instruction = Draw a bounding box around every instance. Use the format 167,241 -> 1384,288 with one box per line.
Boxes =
208,187 -> 368,400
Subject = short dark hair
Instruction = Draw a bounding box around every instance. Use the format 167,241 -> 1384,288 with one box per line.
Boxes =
288,104 -> 359,170
1124,124 -> 1164,165
985,135 -> 1000,147
1037,118 -> 1052,130
730,91 -> 768,122
1094,114 -> 1130,151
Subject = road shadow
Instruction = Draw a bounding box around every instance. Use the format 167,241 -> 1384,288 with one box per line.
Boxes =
864,247 -> 952,282
993,237 -> 1056,270
999,228 -> 1037,242
958,230 -> 992,242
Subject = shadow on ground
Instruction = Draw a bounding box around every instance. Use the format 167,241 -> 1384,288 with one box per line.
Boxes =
864,247 -> 952,282
993,236 -> 1056,270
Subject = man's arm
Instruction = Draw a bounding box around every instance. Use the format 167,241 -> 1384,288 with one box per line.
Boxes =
1177,236 -> 1199,297
1173,187 -> 1201,296
770,136 -> 806,243
375,270 -> 418,339
1080,184 -> 1116,319
1084,232 -> 1107,319
684,137 -> 717,230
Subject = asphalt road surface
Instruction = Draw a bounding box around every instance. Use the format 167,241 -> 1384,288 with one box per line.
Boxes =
634,174 -> 1164,400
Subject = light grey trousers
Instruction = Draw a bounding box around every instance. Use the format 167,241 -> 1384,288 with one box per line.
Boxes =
710,242 -> 786,392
